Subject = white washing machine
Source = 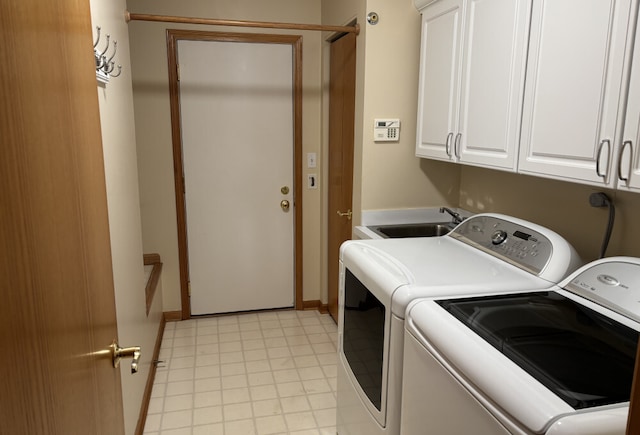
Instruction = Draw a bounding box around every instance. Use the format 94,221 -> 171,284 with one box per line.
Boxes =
336,213 -> 583,435
401,257 -> 640,435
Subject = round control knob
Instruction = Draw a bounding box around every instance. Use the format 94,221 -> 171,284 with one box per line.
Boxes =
597,274 -> 620,286
491,230 -> 508,245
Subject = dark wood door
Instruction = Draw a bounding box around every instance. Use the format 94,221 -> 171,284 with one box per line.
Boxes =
0,0 -> 125,433
327,32 -> 356,322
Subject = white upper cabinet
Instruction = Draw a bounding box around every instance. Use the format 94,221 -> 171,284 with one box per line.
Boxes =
518,0 -> 634,186
416,0 -> 463,162
618,14 -> 640,192
415,0 -> 531,171
457,0 -> 531,169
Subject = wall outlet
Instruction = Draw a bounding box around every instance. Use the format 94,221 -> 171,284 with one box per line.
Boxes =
308,174 -> 318,189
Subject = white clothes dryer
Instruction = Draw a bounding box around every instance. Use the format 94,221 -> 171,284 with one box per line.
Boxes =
401,257 -> 640,435
336,213 -> 583,435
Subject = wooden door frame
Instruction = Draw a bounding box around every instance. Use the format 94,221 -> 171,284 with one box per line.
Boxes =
166,29 -> 303,319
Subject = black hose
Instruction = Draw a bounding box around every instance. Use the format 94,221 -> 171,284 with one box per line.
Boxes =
589,192 -> 615,259
600,199 -> 615,258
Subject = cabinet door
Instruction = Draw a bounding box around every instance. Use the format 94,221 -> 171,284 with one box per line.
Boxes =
416,0 -> 464,161
618,13 -> 640,191
518,0 -> 633,186
457,0 -> 531,170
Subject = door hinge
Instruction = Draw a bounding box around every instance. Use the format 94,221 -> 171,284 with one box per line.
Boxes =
188,282 -> 191,296
177,64 -> 180,82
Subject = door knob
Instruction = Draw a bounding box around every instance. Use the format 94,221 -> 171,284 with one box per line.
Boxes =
110,340 -> 141,374
336,209 -> 352,220
280,200 -> 290,211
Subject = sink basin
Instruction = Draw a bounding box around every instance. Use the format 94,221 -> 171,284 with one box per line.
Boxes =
369,222 -> 455,238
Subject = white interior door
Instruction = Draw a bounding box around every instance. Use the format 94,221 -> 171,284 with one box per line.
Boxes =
178,39 -> 294,315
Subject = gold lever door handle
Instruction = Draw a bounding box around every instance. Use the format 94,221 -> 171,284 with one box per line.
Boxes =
280,200 -> 290,211
336,209 -> 352,220
111,340 -> 141,374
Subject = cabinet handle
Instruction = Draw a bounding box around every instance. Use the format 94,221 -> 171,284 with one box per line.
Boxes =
445,132 -> 453,157
618,140 -> 632,183
595,139 -> 611,180
454,133 -> 462,159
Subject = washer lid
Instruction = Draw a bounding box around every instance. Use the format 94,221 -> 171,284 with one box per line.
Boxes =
407,294 -> 638,433
437,291 -> 637,410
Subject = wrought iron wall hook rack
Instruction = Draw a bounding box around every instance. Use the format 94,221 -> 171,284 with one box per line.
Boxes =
93,26 -> 122,84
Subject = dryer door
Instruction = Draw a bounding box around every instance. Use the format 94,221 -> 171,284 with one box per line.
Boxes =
342,268 -> 386,411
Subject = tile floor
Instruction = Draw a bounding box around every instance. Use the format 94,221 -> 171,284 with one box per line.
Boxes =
143,309 -> 338,435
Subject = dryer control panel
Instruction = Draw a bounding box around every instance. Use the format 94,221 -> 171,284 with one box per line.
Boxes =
450,215 -> 552,275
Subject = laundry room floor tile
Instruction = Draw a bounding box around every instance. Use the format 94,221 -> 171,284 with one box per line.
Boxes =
143,309 -> 337,434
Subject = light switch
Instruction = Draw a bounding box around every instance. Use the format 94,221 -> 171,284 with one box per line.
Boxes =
307,153 -> 317,168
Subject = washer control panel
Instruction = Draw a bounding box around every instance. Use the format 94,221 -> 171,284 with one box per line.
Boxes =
450,215 -> 552,275
566,260 -> 640,322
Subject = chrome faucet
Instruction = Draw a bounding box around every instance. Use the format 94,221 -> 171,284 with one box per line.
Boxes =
439,207 -> 465,225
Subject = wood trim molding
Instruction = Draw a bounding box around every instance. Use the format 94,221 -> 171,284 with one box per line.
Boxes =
317,304 -> 329,315
166,29 -> 304,318
627,341 -> 640,434
143,253 -> 161,265
163,311 -> 182,322
166,31 -> 191,320
301,300 -> 329,314
302,300 -> 321,310
292,35 -> 303,311
134,315 -> 167,435
143,253 -> 163,316
127,11 -> 360,35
